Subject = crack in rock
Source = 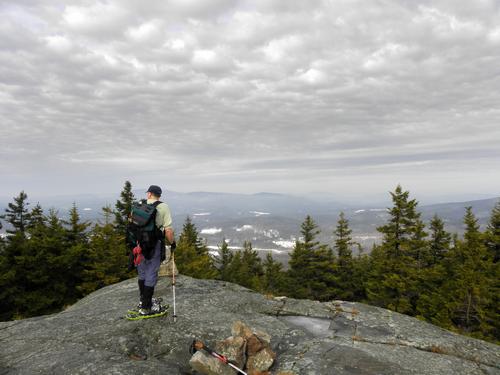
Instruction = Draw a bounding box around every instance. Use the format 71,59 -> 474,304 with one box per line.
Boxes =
350,335 -> 497,369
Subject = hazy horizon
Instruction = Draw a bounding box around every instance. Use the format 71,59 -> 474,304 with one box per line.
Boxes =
0,185 -> 498,208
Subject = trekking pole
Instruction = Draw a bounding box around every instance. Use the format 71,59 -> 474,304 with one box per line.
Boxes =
171,249 -> 177,322
190,340 -> 247,375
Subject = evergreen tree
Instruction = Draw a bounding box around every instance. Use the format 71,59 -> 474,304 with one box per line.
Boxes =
301,215 -> 321,251
224,250 -> 243,285
22,209 -> 77,316
351,251 -> 370,301
365,185 -> 423,315
377,185 -> 425,259
64,203 -> 90,245
217,238 -> 233,281
27,203 -> 45,231
262,252 -> 286,295
178,217 -> 206,254
485,201 -> 500,263
334,212 -> 356,300
226,241 -> 263,290
77,206 -> 131,295
0,221 -> 4,252
484,201 -> 500,341
1,191 -> 30,237
175,217 -> 218,279
288,215 -> 335,300
441,207 -> 494,338
428,215 -> 451,266
309,245 -> 337,301
411,220 -> 430,269
414,215 -> 451,325
62,203 -> 91,301
0,208 -> 82,319
335,212 -> 353,259
0,192 -> 32,319
114,181 -> 135,235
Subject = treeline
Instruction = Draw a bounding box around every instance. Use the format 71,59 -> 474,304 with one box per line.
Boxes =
175,185 -> 499,344
0,182 -> 137,320
0,183 -> 498,344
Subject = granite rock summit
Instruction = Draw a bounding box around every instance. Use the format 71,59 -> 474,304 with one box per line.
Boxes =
0,275 -> 498,374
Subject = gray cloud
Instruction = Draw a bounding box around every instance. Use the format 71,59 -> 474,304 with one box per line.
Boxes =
0,0 -> 499,201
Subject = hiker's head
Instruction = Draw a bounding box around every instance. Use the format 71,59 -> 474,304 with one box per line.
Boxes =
146,185 -> 162,198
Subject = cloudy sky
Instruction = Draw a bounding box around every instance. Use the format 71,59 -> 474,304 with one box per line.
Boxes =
1,0 -> 499,202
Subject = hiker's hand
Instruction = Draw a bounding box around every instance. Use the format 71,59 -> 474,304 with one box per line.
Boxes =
170,241 -> 176,252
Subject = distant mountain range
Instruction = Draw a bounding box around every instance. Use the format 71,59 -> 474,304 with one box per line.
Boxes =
1,190 -> 499,260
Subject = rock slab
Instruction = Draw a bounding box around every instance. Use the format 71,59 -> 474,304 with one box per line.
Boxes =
0,276 -> 498,374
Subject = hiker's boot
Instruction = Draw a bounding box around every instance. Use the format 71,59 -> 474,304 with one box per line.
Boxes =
151,297 -> 163,313
139,286 -> 154,315
137,279 -> 146,309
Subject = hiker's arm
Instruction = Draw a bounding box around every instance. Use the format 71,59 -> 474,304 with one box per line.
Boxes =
161,203 -> 175,246
165,227 -> 175,246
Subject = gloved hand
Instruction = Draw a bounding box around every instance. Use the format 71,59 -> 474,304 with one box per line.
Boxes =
170,241 -> 176,252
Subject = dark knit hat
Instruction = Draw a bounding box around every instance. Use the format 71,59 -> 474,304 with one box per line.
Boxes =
146,185 -> 162,196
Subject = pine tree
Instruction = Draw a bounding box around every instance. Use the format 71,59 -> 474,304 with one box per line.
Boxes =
241,241 -> 264,290
287,216 -> 318,299
64,203 -> 90,245
377,185 -> 425,259
334,212 -> 356,300
415,215 -> 451,325
441,207 -> 494,338
351,251 -> 370,301
62,203 -> 91,301
484,201 -> 500,341
0,208 -> 82,319
178,217 -> 206,254
114,181 -> 135,236
288,215 -> 335,300
309,245 -> 337,301
1,191 -> 31,237
411,220 -> 430,269
366,185 -> 423,314
301,215 -> 321,251
428,215 -> 451,265
226,241 -> 263,290
27,203 -> 46,231
485,201 -> 500,263
175,217 -> 218,279
262,252 -> 286,295
335,212 -> 353,259
0,192 -> 32,319
217,238 -> 233,281
0,220 -> 4,253
77,206 -> 131,295
22,209 -> 76,316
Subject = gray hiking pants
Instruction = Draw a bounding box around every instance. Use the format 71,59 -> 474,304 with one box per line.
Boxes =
137,240 -> 162,288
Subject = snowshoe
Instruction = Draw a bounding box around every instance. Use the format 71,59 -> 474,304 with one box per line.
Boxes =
126,307 -> 168,321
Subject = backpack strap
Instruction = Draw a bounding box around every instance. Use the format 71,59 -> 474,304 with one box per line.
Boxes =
151,200 -> 163,230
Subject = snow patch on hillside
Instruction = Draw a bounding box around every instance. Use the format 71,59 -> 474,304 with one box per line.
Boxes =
250,211 -> 270,216
273,240 -> 295,249
235,225 -> 254,232
201,228 -> 222,235
207,245 -> 287,255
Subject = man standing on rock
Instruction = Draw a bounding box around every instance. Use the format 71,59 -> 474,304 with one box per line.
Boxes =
134,185 -> 176,317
